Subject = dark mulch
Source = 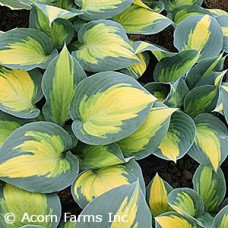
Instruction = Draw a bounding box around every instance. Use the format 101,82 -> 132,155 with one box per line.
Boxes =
0,0 -> 228,216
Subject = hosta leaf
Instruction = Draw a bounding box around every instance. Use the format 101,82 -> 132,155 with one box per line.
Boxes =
174,15 -> 223,61
213,205 -> 228,228
150,1 -> 165,13
0,28 -> 57,70
220,84 -> 228,124
154,111 -> 196,162
120,52 -> 150,79
75,0 -> 133,20
161,0 -> 203,12
117,105 -> 177,159
186,53 -> 224,89
0,122 -> 79,193
75,182 -> 152,228
183,85 -> 219,117
208,9 -> 228,17
0,111 -> 31,148
56,0 -> 75,9
35,2 -> 82,25
0,0 -> 31,10
42,45 -> 86,125
30,6 -> 75,48
193,165 -> 226,212
74,142 -> 126,170
147,173 -> 173,217
0,183 -> 61,227
217,16 -> 228,53
113,4 -> 172,35
168,188 -> 204,219
188,113 -> 228,172
197,212 -> 213,228
0,67 -> 42,119
145,82 -> 171,103
73,20 -> 139,72
155,212 -> 199,228
133,41 -> 176,61
171,5 -> 210,24
70,71 -> 156,145
154,49 -> 200,82
164,76 -> 189,108
71,159 -> 145,208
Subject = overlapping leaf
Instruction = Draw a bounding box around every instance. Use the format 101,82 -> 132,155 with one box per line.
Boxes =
174,15 -> 223,61
213,205 -> 228,228
0,122 -> 79,193
147,173 -> 173,217
188,113 -> 228,171
0,183 -> 61,227
113,4 -> 172,35
74,142 -> 126,170
153,111 -> 196,162
75,182 -> 152,228
168,188 -> 204,220
70,71 -> 156,145
193,165 -> 226,212
0,28 -> 57,70
0,67 -> 42,119
42,45 -> 86,125
217,16 -> 228,53
0,111 -> 31,148
75,0 -> 134,20
120,52 -> 150,79
155,212 -> 198,228
71,159 -> 145,208
186,53 -> 224,89
161,0 -> 203,12
73,20 -> 139,72
154,50 -> 200,82
30,5 -> 75,48
117,104 -> 177,159
0,0 -> 31,10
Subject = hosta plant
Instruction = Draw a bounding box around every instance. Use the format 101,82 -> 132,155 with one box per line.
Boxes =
0,0 -> 228,227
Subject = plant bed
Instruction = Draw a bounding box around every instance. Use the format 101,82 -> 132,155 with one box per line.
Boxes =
0,0 -> 228,227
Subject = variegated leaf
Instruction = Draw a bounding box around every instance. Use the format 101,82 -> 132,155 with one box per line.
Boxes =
184,85 -> 219,117
188,113 -> 228,172
220,84 -> 228,124
193,165 -> 226,212
56,0 -> 75,9
0,0 -> 31,10
73,20 -> 139,72
217,16 -> 228,53
146,173 -> 173,217
0,111 -> 31,148
42,45 -> 86,125
71,159 -> 145,208
70,71 -> 156,145
0,183 -> 61,227
74,142 -> 126,170
0,67 -> 42,119
117,104 -> 177,159
113,4 -> 172,35
168,188 -> 204,219
213,205 -> 228,228
174,15 -> 223,61
30,6 -> 75,48
0,28 -> 57,70
186,53 -> 224,89
75,182 -> 152,228
145,82 -> 171,103
153,111 -> 196,162
0,122 -> 79,193
75,0 -> 134,20
161,0 -> 203,12
120,52 -> 150,79
154,50 -> 200,82
155,212 -> 198,228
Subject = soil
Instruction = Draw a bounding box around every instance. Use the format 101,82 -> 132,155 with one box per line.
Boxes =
0,0 -> 228,217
